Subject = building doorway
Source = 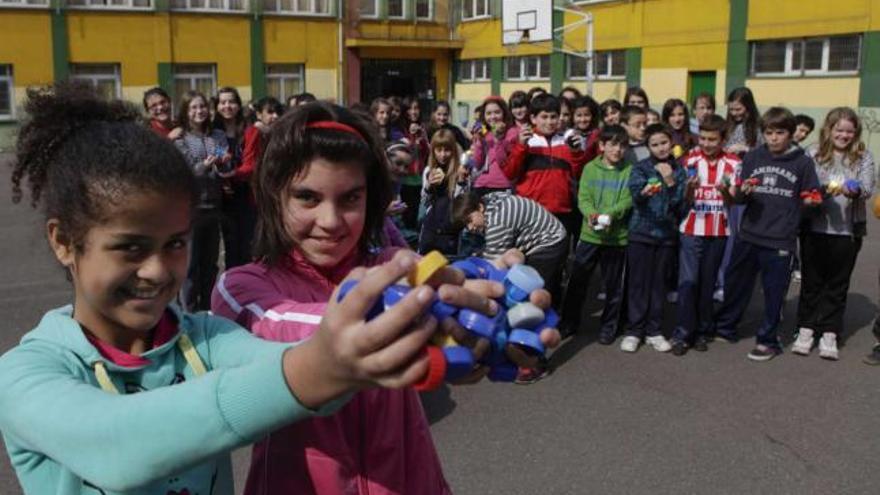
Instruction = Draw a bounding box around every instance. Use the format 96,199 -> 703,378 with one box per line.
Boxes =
688,71 -> 716,106
361,59 -> 436,113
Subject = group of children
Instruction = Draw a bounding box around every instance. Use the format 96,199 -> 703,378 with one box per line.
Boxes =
367,84 -> 876,368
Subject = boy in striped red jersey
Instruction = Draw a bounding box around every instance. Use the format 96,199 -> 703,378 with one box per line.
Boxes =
671,115 -> 741,355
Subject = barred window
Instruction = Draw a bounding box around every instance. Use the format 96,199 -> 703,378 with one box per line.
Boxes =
505,55 -> 550,81
458,59 -> 489,82
566,50 -> 625,80
70,64 -> 121,100
751,35 -> 861,76
266,64 -> 305,103
0,65 -> 13,120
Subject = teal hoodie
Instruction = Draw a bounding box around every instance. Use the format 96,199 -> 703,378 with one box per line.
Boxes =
0,305 -> 347,494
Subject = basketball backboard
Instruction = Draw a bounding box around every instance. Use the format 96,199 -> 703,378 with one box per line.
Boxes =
502,0 -> 553,45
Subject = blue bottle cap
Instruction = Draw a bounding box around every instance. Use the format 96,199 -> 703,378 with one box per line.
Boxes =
507,302 -> 545,329
383,284 -> 410,309
457,309 -> 494,340
541,309 -> 560,330
687,166 -> 698,178
508,329 -> 545,355
487,362 -> 518,382
442,346 -> 475,381
505,264 -> 544,300
431,299 -> 458,322
468,257 -> 507,282
337,280 -> 383,321
451,259 -> 482,279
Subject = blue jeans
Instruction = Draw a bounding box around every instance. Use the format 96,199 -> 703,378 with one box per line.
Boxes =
673,236 -> 727,344
626,241 -> 675,338
713,239 -> 793,350
716,204 -> 744,290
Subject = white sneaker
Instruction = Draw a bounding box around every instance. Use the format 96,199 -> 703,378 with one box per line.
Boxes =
818,332 -> 839,361
713,289 -> 724,303
666,291 -> 679,303
620,336 -> 640,353
791,328 -> 814,356
596,292 -> 607,301
646,335 -> 672,352
792,270 -> 802,283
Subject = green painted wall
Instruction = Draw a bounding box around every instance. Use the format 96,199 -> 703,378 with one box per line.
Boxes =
50,0 -> 69,82
490,57 -> 503,96
550,7 -> 564,93
725,0 -> 749,94
860,31 -> 880,107
157,63 -> 173,94
250,17 -> 266,99
625,48 -> 641,88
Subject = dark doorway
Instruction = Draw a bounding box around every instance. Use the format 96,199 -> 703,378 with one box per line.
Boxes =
361,59 -> 436,114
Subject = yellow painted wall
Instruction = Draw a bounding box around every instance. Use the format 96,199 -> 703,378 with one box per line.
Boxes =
0,11 -> 53,86
458,19 -> 548,58
169,15 -> 250,86
748,0 -> 878,40
746,77 -> 860,108
357,20 -> 451,42
640,68 -> 689,106
454,82 -> 492,102
264,18 -> 338,69
500,82 -> 549,97
562,80 -> 629,102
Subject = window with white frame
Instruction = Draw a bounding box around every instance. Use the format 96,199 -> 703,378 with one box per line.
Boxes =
70,64 -> 121,99
505,55 -> 550,81
387,0 -> 404,18
170,0 -> 245,11
750,35 -> 861,77
262,0 -> 328,14
415,0 -> 430,19
265,64 -> 305,103
462,0 -> 490,20
566,50 -> 625,79
357,0 -> 377,17
66,0 -> 151,9
0,0 -> 49,6
172,64 -> 216,101
458,59 -> 489,82
0,65 -> 13,120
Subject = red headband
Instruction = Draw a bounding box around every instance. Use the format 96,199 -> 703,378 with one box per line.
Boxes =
306,121 -> 366,142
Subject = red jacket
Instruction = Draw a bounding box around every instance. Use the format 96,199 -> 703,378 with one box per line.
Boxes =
502,130 -> 588,214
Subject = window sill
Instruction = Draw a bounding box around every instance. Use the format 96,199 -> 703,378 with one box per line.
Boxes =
67,5 -> 153,11
461,15 -> 492,22
0,3 -> 49,9
749,72 -> 859,79
261,10 -> 334,18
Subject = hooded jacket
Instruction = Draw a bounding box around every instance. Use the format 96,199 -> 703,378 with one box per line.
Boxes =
211,248 -> 451,495
0,305 -> 344,494
627,155 -> 687,245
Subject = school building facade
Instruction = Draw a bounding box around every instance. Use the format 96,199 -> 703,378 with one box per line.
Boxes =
0,0 -> 879,147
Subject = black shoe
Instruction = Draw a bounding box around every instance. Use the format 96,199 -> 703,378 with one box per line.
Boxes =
712,333 -> 739,344
671,341 -> 688,356
747,345 -> 781,362
863,344 -> 880,365
693,337 -> 709,352
597,333 -> 615,345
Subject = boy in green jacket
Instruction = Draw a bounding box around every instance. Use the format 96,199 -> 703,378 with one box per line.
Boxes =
561,125 -> 633,343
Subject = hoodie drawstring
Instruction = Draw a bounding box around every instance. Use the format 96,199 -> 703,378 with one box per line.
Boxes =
92,334 -> 207,394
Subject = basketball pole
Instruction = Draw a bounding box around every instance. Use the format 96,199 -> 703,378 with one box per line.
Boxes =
552,6 -> 594,96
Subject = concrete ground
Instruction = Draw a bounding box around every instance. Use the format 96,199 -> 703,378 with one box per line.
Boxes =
1,159 -> 878,494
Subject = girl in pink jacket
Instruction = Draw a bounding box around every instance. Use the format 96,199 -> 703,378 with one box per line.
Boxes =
212,102 -> 562,494
469,96 -> 519,196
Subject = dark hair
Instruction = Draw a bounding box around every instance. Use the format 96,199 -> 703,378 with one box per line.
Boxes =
401,96 -> 421,125
142,86 -> 170,111
760,107 -> 796,134
598,124 -> 628,145
693,92 -> 716,112
529,93 -> 560,116
508,90 -> 529,110
572,95 -> 600,131
294,92 -> 317,105
726,87 -> 760,147
212,86 -> 245,134
600,99 -> 622,117
559,86 -> 582,100
646,108 -> 661,122
527,87 -> 547,101
620,104 -> 646,124
253,102 -> 392,265
644,123 -> 673,143
624,86 -> 650,108
699,114 -> 728,136
286,95 -> 298,107
12,81 -> 195,249
253,96 -> 283,115
451,192 -> 482,231
794,114 -> 815,132
176,90 -> 211,134
480,96 -> 514,128
661,98 -> 691,130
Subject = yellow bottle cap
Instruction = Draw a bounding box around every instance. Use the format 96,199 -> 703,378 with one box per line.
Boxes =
408,250 -> 449,286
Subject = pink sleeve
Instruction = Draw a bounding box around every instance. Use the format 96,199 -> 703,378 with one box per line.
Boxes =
211,266 -> 328,343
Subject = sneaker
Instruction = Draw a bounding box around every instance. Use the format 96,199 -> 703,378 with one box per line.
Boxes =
747,345 -> 781,362
693,336 -> 709,352
792,270 -> 802,283
791,328 -> 815,356
712,333 -> 738,344
596,292 -> 607,301
597,333 -> 616,346
818,332 -> 839,361
671,340 -> 688,356
863,344 -> 880,365
666,291 -> 679,304
514,366 -> 549,384
713,288 -> 724,303
620,336 -> 640,353
646,335 -> 672,352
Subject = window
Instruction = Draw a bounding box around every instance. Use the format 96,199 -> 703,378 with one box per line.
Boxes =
387,0 -> 404,18
458,59 -> 490,82
0,0 -> 48,6
66,0 -> 151,8
415,0 -> 430,19
265,64 -> 305,103
70,64 -> 121,99
170,0 -> 245,10
173,64 -> 216,101
0,65 -> 13,120
462,0 -> 490,20
566,50 -> 625,80
262,0 -> 328,14
750,35 -> 861,76
504,55 -> 550,81
357,0 -> 376,17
